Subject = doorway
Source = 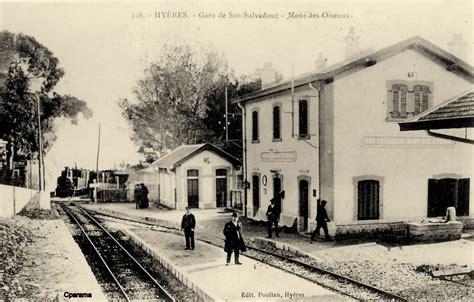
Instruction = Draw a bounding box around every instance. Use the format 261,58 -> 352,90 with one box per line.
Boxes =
273,175 -> 282,210
299,179 -> 309,231
187,169 -> 199,208
215,169 -> 227,207
428,178 -> 469,217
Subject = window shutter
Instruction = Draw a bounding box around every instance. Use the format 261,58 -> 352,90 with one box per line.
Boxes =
392,85 -> 399,118
252,111 -> 259,141
273,106 -> 280,139
298,100 -> 308,136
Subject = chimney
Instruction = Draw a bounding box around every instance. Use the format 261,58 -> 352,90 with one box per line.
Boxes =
448,34 -> 467,61
314,53 -> 327,71
261,62 -> 277,89
344,27 -> 360,59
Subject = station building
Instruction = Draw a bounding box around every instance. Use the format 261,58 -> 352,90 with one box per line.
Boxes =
147,143 -> 242,210
234,35 -> 473,234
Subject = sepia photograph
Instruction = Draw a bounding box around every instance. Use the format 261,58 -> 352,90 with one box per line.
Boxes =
0,0 -> 472,301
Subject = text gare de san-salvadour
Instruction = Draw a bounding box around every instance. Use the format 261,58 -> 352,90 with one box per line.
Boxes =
151,11 -> 350,19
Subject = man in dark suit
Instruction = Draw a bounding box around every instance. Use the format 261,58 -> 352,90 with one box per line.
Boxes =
266,198 -> 280,238
223,212 -> 246,265
140,183 -> 149,209
181,207 -> 196,250
311,199 -> 332,241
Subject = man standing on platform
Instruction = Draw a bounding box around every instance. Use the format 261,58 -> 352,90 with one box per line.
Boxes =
311,199 -> 332,241
266,198 -> 280,238
140,183 -> 149,209
181,207 -> 196,250
223,212 -> 246,265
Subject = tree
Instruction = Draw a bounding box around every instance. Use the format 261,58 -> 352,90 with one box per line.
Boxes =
120,44 -> 230,161
121,43 -> 278,162
0,31 -> 92,174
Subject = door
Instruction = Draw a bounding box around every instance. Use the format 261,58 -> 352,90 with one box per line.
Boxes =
299,179 -> 309,231
215,169 -> 227,207
252,175 -> 260,216
357,180 -> 380,220
187,170 -> 199,208
428,178 -> 470,217
273,176 -> 282,211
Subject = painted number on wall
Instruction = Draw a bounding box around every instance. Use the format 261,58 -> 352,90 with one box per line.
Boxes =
407,71 -> 417,78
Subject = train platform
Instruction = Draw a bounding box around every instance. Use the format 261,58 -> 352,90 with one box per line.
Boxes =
122,225 -> 346,301
1,215 -> 107,301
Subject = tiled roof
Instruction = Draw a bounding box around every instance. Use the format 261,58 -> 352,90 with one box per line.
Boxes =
399,89 -> 474,131
152,144 -> 205,169
418,90 -> 474,122
233,36 -> 474,103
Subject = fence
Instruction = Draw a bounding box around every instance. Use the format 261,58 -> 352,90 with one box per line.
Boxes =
97,189 -> 128,202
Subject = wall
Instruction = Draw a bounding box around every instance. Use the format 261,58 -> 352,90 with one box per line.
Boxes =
158,169 -> 176,208
176,150 -> 236,210
332,49 -> 473,223
244,86 -> 320,231
0,184 -> 50,217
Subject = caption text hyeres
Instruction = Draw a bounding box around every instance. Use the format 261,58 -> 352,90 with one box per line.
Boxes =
132,11 -> 352,20
241,291 -> 305,299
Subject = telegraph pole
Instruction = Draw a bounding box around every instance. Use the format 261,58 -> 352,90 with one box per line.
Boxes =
225,86 -> 229,143
94,123 -> 101,203
36,94 -> 44,191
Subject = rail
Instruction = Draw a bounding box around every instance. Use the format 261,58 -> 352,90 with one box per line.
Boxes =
63,205 -> 175,302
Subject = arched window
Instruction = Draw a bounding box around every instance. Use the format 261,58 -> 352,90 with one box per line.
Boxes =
252,110 -> 259,142
273,105 -> 281,140
357,179 -> 380,220
298,99 -> 308,137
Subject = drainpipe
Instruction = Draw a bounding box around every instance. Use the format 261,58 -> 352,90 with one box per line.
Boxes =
308,81 -> 322,206
237,101 -> 247,217
426,129 -> 473,144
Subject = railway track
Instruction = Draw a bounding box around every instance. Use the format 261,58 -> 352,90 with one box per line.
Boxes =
80,206 -> 408,301
243,245 -> 407,301
62,204 -> 175,302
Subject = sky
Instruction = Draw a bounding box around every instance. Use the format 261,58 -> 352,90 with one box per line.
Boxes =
0,0 -> 472,190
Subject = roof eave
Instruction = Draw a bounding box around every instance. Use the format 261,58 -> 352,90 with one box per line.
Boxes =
232,36 -> 474,104
399,117 -> 474,131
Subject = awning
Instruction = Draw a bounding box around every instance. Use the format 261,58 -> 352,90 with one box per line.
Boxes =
399,90 -> 474,131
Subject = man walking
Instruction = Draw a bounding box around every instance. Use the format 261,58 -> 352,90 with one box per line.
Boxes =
140,183 -> 149,209
266,198 -> 280,238
181,207 -> 196,250
134,184 -> 142,209
223,212 -> 246,265
311,199 -> 332,241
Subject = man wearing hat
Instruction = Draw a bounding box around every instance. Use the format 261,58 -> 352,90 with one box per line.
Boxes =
181,207 -> 196,250
266,198 -> 280,238
223,212 -> 246,265
311,199 -> 332,241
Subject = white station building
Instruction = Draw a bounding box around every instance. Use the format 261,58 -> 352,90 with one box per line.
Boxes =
234,34 -> 473,235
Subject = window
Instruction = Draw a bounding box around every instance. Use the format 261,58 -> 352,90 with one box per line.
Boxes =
387,81 -> 433,120
414,85 -> 430,115
298,99 -> 308,137
391,84 -> 407,118
273,105 -> 281,140
252,110 -> 259,142
357,180 -> 380,220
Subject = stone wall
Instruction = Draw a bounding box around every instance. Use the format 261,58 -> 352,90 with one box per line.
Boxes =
407,221 -> 463,242
334,221 -> 405,240
0,184 -> 50,217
